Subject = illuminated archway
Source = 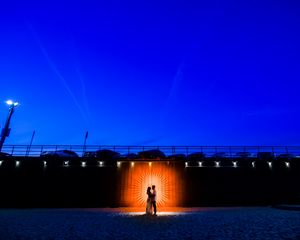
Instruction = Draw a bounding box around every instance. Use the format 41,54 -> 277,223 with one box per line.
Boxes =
118,162 -> 183,208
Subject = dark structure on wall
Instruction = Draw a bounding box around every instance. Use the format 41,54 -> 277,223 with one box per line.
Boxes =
0,145 -> 299,207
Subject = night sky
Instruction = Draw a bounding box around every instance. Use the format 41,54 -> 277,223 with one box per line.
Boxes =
1,0 -> 300,146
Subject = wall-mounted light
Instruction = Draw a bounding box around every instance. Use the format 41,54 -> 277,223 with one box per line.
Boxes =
285,162 -> 290,168
268,162 -> 272,168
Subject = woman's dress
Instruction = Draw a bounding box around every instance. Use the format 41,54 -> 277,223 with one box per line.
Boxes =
146,193 -> 152,215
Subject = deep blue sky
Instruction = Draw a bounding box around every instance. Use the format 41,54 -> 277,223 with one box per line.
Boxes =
1,0 -> 300,146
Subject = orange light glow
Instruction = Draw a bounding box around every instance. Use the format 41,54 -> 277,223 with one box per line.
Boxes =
118,162 -> 183,208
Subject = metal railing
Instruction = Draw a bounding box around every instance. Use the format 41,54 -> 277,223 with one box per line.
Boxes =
1,145 -> 299,158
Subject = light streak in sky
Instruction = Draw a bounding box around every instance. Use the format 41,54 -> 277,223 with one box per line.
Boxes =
160,61 -> 184,122
27,23 -> 89,123
69,38 -> 92,122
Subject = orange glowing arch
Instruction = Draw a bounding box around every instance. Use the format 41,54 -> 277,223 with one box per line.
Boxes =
118,162 -> 183,208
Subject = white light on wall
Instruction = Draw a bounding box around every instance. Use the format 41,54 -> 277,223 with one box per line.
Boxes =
131,162 -> 134,167
215,161 -> 220,167
16,161 -> 20,167
185,162 -> 188,167
268,162 -> 272,168
99,161 -> 103,167
64,161 -> 69,166
117,161 -> 121,167
233,161 -> 237,168
198,161 -> 202,167
252,162 -> 255,168
285,162 -> 290,168
0,161 -> 2,166
81,161 -> 86,167
43,161 -> 47,167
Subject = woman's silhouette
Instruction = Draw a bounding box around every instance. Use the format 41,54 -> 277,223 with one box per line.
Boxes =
146,187 -> 152,215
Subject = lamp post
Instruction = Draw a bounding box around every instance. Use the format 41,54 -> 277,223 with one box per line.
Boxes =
0,100 -> 19,152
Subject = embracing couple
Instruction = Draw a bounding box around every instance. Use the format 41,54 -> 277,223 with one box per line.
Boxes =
146,185 -> 157,216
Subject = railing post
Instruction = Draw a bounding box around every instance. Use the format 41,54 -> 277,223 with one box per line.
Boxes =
11,145 -> 15,156
25,146 -> 29,157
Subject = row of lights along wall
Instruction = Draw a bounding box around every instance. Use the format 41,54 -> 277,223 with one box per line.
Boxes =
0,160 -> 290,168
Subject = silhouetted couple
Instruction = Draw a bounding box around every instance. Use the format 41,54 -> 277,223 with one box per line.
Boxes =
146,185 -> 157,216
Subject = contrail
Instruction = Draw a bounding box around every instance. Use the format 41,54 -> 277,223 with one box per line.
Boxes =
166,61 -> 184,108
159,61 -> 185,127
74,63 -> 92,122
68,35 -> 92,122
27,23 -> 89,123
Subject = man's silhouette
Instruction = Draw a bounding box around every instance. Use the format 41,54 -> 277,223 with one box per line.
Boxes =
152,185 -> 157,215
